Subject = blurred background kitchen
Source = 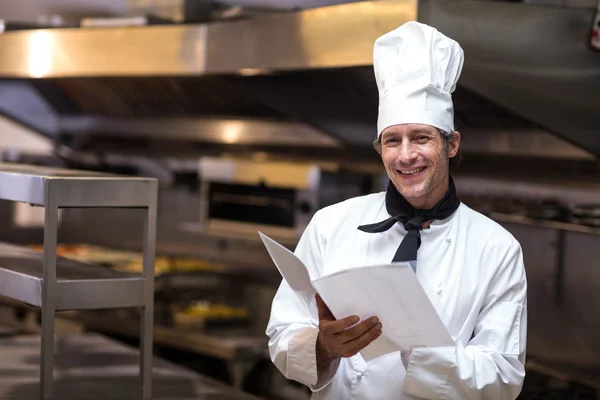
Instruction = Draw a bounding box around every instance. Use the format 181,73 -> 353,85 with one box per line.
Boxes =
0,0 -> 599,399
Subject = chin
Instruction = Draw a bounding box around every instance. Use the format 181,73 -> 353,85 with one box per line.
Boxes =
392,180 -> 424,196
398,187 -> 428,200
393,174 -> 438,201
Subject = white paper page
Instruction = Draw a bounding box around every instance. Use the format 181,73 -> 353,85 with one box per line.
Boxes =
312,263 -> 454,362
258,232 -> 317,307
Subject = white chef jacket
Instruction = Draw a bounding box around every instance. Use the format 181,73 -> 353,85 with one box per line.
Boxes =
266,192 -> 527,400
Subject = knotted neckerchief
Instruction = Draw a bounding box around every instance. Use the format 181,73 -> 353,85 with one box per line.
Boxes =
358,177 -> 460,264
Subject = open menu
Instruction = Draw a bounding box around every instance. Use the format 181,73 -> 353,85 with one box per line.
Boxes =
259,232 -> 454,362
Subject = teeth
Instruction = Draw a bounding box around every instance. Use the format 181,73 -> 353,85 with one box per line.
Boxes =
400,167 -> 425,175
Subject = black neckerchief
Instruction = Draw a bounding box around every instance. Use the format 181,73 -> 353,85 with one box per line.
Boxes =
358,177 -> 460,263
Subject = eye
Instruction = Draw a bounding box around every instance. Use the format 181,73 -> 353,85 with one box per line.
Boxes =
415,136 -> 429,143
384,138 -> 399,146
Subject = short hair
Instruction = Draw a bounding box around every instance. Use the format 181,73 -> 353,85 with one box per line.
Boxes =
372,128 -> 461,166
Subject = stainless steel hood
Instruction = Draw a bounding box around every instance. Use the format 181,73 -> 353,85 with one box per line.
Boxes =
0,0 -> 598,165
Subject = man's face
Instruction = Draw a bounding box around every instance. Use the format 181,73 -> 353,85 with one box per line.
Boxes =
380,123 -> 460,209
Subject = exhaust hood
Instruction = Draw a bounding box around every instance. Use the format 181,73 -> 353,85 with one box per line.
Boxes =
0,0 -> 598,164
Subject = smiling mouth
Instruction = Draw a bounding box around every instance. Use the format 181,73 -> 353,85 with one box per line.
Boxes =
398,167 -> 426,175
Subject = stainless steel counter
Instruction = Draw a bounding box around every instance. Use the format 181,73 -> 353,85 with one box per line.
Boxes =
0,330 -> 263,400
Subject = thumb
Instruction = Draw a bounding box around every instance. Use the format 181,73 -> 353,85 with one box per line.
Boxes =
315,293 -> 335,321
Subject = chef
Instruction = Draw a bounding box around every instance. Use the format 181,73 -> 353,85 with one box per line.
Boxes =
266,21 -> 527,400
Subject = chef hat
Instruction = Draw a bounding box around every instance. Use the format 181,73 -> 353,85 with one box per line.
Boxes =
373,21 -> 464,138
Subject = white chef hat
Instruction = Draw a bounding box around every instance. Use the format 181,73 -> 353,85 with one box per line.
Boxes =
373,21 -> 464,138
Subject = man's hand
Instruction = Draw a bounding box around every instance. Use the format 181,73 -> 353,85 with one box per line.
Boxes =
315,294 -> 382,369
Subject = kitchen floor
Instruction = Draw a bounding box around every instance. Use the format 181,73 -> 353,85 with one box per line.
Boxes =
0,327 -> 263,400
0,303 -> 597,400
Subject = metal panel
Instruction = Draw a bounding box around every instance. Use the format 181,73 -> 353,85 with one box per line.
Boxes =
54,178 -> 157,208
0,163 -> 157,208
418,0 -> 600,157
204,0 -> 417,72
0,25 -> 208,78
559,231 -> 600,368
460,130 -> 594,160
496,221 -> 563,363
59,116 -> 340,147
55,278 -> 146,310
498,218 -> 600,372
0,0 -> 416,78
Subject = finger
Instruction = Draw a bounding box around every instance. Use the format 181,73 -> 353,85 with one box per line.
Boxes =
343,322 -> 382,351
341,328 -> 383,358
315,294 -> 335,321
322,314 -> 360,335
337,317 -> 379,342
343,335 -> 382,358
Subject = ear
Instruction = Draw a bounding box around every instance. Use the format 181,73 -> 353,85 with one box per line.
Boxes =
447,131 -> 461,158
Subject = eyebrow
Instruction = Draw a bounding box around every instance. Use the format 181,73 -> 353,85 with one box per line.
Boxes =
382,129 -> 434,140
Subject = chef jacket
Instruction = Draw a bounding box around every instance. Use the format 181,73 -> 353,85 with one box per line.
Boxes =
266,192 -> 527,399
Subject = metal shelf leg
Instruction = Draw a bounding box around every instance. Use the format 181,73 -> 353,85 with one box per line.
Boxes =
141,200 -> 156,400
41,203 -> 58,400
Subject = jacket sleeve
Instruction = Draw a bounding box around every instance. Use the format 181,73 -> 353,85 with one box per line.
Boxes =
402,240 -> 528,400
265,212 -> 340,391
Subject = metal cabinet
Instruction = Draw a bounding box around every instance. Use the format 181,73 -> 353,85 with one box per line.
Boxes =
497,221 -> 563,361
560,231 -> 600,368
499,218 -> 600,378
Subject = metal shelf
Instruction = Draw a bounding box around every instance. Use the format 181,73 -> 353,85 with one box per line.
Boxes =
0,162 -> 158,400
0,243 -> 146,310
0,162 -> 156,207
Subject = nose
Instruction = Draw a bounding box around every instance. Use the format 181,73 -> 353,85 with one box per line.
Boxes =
398,140 -> 418,164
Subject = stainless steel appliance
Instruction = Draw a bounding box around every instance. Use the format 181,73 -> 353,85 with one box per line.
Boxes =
195,157 -> 319,242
